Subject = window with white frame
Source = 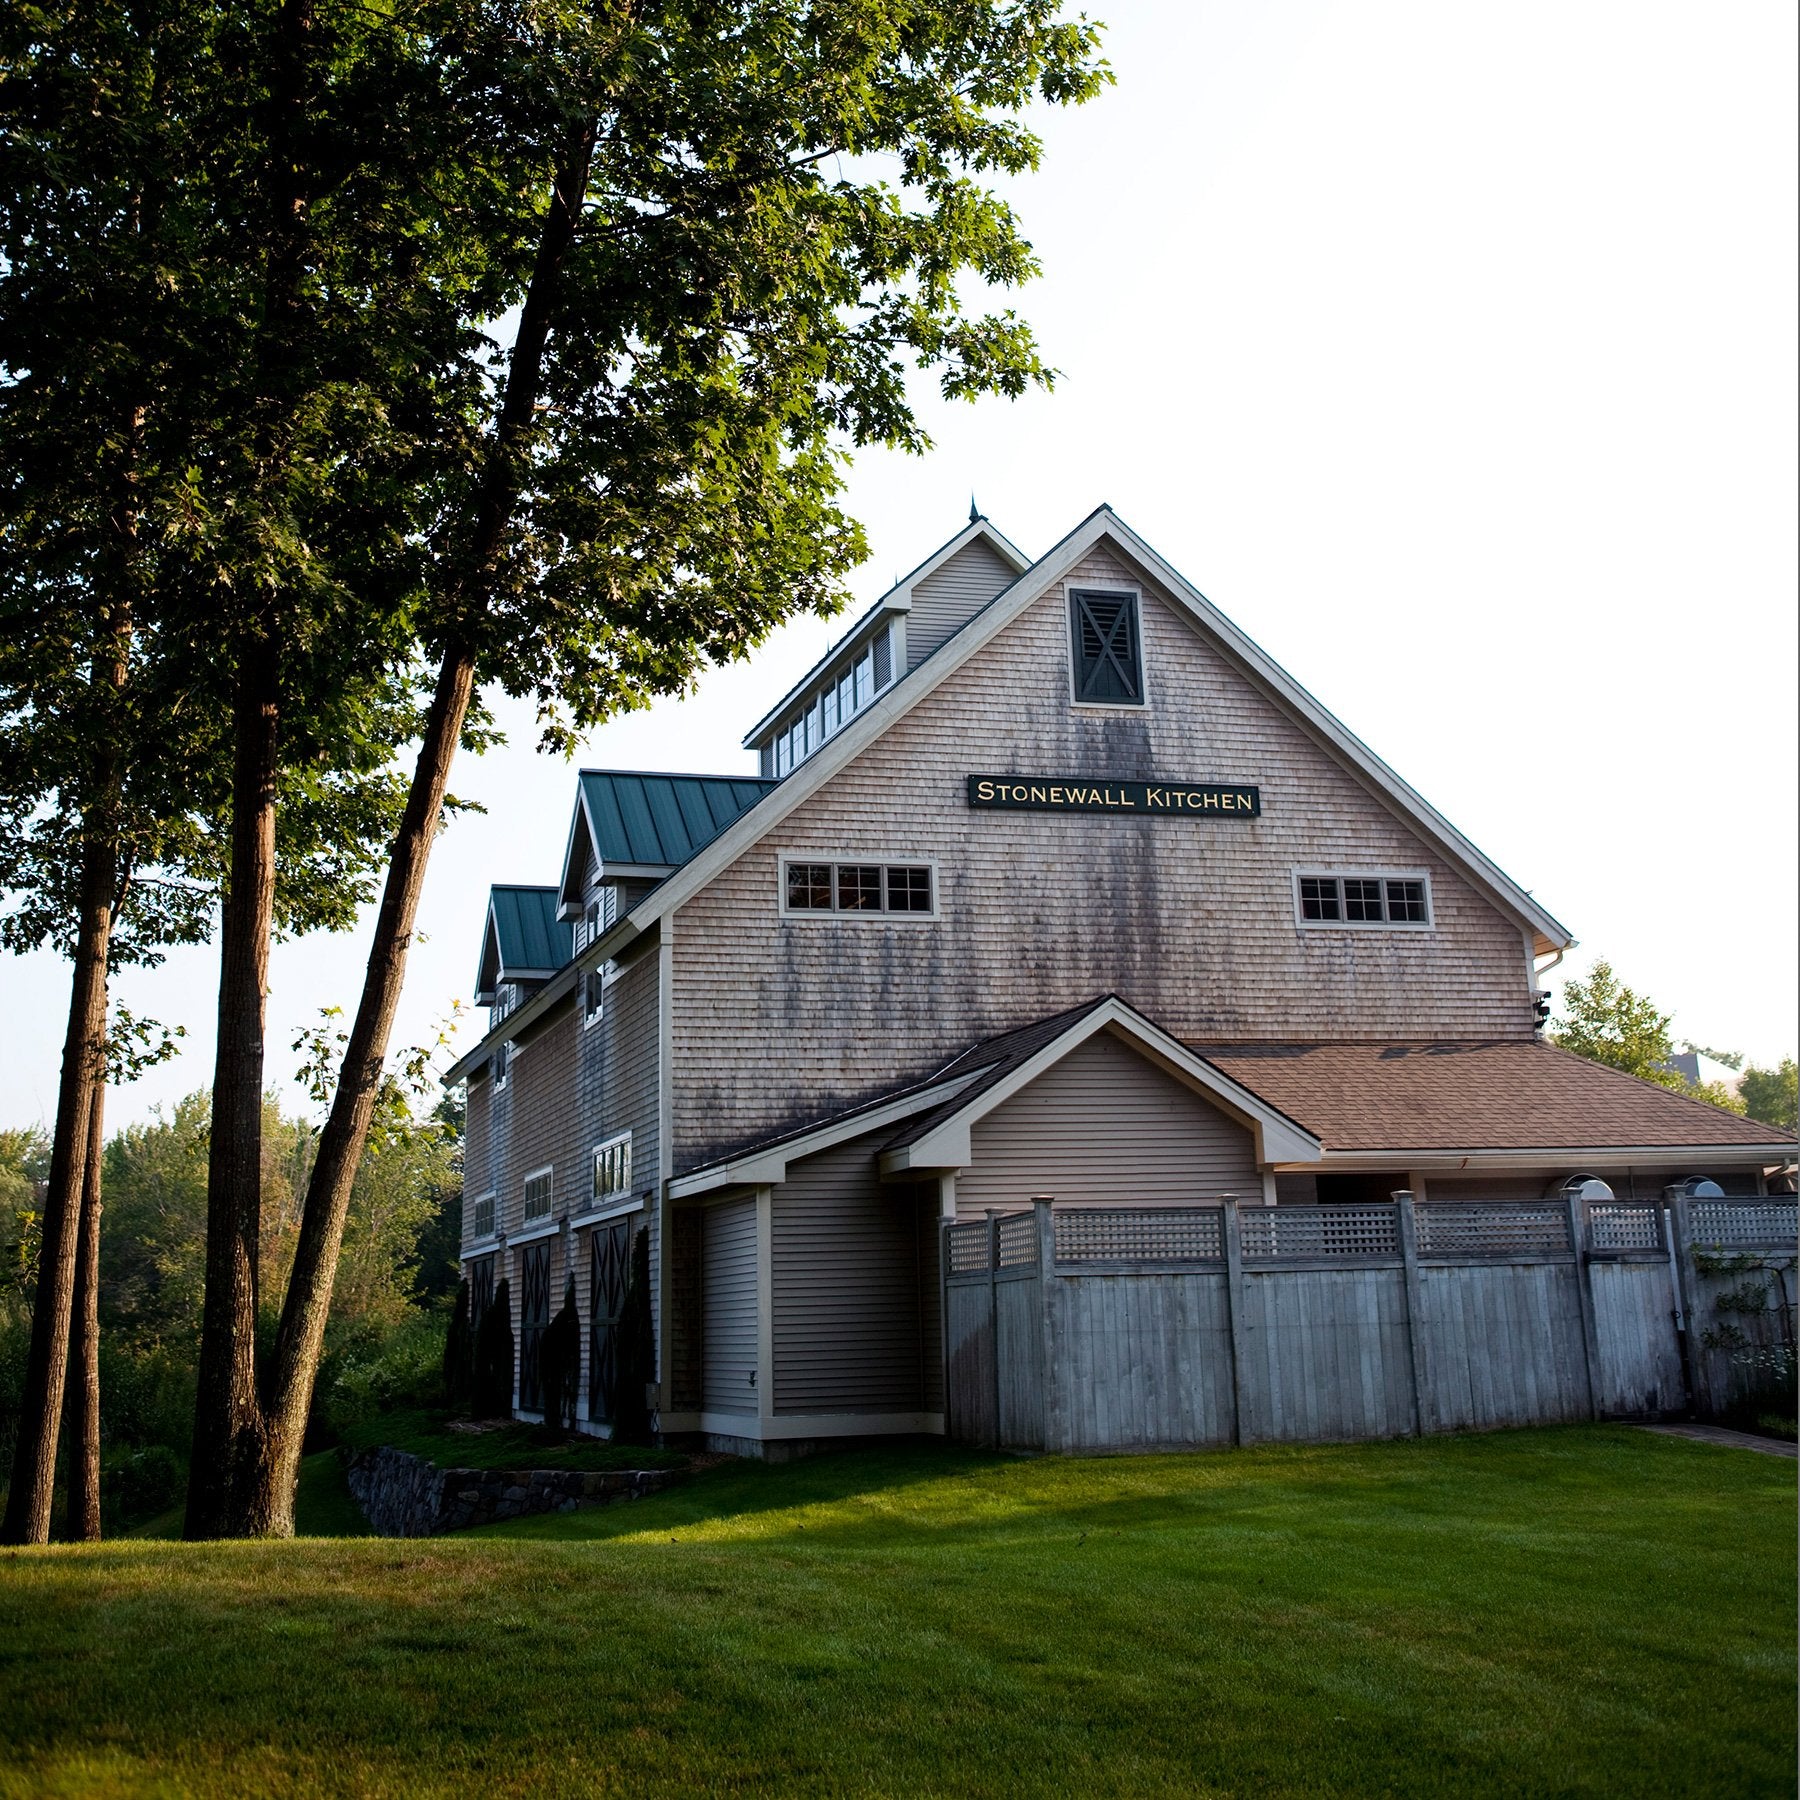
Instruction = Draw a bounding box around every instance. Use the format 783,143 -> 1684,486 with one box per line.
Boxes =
771,623 -> 897,778
582,966 -> 605,1027
593,1132 -> 632,1203
491,1040 -> 512,1091
522,1166 -> 554,1221
1070,588 -> 1144,706
471,1192 -> 497,1239
782,858 -> 936,918
1295,871 -> 1432,929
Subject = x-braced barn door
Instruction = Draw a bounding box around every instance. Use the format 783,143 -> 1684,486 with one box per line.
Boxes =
588,1220 -> 632,1423
518,1241 -> 552,1412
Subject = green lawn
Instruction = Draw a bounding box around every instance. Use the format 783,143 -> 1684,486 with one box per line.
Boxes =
1,1426 -> 1792,1797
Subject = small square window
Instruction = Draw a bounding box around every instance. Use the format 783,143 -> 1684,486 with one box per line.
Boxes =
1343,878 -> 1384,922
1299,877 -> 1340,922
786,862 -> 833,910
1386,879 -> 1427,923
886,865 -> 933,912
837,864 -> 884,910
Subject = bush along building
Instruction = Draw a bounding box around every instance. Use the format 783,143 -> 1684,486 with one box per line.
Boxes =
445,506 -> 1797,1456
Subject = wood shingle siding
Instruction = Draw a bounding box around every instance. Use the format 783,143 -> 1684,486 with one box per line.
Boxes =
904,535 -> 1020,668
671,547 -> 1536,1169
702,1197 -> 758,1416
956,1030 -> 1260,1217
769,1136 -> 934,1416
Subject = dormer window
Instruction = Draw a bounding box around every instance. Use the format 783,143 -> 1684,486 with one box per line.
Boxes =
1070,588 -> 1143,706
771,622 -> 898,777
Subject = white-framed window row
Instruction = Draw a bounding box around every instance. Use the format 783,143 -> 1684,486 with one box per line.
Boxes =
522,1164 -> 555,1223
779,854 -> 939,921
772,622 -> 897,778
1293,869 -> 1433,931
470,1191 -> 497,1240
1066,582 -> 1147,710
593,1132 -> 633,1204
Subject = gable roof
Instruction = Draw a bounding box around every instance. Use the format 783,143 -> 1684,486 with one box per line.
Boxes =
571,506 -> 1571,980
1194,1040 -> 1798,1161
741,515 -> 1030,749
558,769 -> 776,908
669,996 -> 1323,1195
474,886 -> 573,1004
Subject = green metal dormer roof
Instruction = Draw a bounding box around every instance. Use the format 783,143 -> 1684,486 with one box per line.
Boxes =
558,769 -> 776,912
474,885 -> 574,1005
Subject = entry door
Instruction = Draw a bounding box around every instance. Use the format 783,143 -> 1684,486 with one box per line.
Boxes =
588,1220 -> 632,1422
518,1242 -> 552,1412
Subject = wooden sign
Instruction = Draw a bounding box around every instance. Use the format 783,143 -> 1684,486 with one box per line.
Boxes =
966,776 -> 1261,817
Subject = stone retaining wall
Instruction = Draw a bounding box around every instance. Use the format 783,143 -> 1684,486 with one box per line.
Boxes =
345,1445 -> 677,1537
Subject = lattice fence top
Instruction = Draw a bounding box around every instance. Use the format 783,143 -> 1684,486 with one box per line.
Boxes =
1241,1205 -> 1398,1260
1415,1204 -> 1571,1257
1053,1207 -> 1223,1266
1588,1204 -> 1663,1252
996,1212 -> 1041,1269
1688,1200 -> 1798,1251
946,1221 -> 991,1274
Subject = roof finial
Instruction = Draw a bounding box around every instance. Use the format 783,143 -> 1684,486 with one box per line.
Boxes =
969,493 -> 981,524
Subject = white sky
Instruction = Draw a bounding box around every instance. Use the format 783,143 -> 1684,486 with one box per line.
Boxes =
7,0 -> 1796,1130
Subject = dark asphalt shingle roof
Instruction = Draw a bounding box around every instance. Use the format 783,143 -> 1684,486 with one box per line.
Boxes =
1191,1039 -> 1797,1153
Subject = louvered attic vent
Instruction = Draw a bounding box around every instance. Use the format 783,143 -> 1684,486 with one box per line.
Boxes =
1071,589 -> 1143,704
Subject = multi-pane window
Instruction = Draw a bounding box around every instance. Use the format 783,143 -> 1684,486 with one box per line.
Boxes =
1071,589 -> 1144,705
1297,873 -> 1431,928
784,859 -> 935,917
522,1166 -> 554,1221
471,1192 -> 497,1239
593,1133 -> 632,1203
770,623 -> 899,777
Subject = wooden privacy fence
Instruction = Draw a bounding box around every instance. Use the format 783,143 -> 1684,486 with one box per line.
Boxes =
942,1195 -> 1796,1453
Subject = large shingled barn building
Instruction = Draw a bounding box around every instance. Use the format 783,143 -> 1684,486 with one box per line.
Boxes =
444,506 -> 1796,1455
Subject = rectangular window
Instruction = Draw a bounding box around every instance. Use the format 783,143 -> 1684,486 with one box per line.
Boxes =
776,732 -> 793,777
822,687 -> 839,736
886,864 -> 933,912
583,967 -> 605,1027
522,1166 -> 554,1222
1070,588 -> 1144,705
786,861 -> 834,910
471,1192 -> 497,1239
491,1040 -> 511,1091
872,626 -> 892,689
1296,872 -> 1432,930
836,864 -> 884,910
593,1133 -> 632,1202
854,653 -> 873,710
1385,878 -> 1428,923
782,858 -> 935,918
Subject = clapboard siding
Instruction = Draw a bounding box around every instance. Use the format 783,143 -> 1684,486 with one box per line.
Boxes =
771,1135 -> 929,1414
702,1197 -> 758,1416
673,545 -> 1537,1168
956,1029 -> 1260,1217
906,536 -> 1019,668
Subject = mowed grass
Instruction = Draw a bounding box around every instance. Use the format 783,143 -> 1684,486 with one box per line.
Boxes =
0,1427 -> 1792,1798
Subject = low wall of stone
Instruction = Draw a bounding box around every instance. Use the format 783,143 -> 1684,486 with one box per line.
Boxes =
345,1445 -> 677,1538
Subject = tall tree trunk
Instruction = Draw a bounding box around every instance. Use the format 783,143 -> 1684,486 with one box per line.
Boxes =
64,1084 -> 106,1543
240,122 -> 600,1533
0,840 -> 113,1545
184,641 -> 281,1539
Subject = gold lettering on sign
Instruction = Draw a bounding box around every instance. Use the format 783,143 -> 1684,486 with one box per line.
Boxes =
977,780 -> 995,801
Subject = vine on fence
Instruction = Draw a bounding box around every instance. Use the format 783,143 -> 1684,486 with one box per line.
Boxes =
1694,1250 -> 1797,1437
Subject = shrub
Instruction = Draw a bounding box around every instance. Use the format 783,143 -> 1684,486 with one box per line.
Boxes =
610,1229 -> 655,1446
472,1279 -> 514,1418
443,1279 -> 471,1409
102,1443 -> 184,1528
323,1310 -> 448,1439
538,1280 -> 580,1436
